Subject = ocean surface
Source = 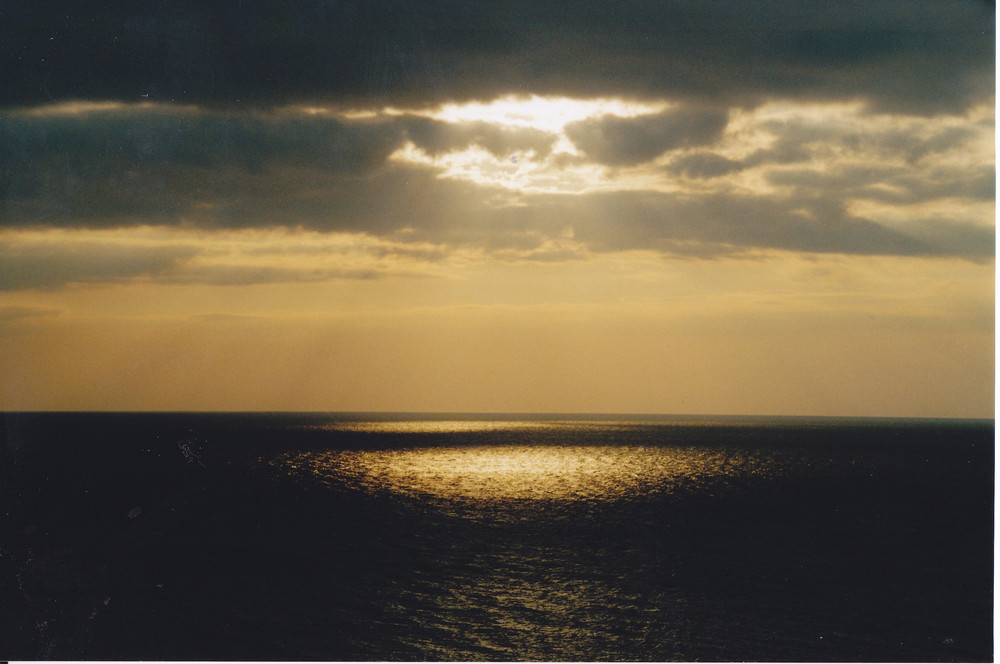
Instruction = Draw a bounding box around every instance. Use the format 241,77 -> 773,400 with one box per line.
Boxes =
1,412 -> 993,661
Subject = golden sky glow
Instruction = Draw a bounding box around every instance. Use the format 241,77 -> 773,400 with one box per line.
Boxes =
1,225 -> 992,415
1,3 -> 993,417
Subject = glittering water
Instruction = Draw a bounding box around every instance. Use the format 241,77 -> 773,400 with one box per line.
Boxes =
273,418 -> 803,504
273,444 -> 786,502
4,413 -> 993,661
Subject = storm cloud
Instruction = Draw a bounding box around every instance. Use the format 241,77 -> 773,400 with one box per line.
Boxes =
1,1 -> 993,114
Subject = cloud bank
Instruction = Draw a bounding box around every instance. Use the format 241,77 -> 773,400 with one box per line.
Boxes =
0,1 -> 992,293
2,100 -> 992,267
1,1 -> 993,114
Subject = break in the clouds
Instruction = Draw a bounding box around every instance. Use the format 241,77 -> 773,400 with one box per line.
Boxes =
1,1 -> 993,114
1,98 -> 993,267
0,1 -> 993,291
0,106 -> 552,226
0,2 -> 992,418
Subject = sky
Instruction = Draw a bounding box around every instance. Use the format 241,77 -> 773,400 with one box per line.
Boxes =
0,1 -> 994,416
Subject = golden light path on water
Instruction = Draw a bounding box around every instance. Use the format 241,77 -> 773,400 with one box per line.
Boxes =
271,420 -> 788,503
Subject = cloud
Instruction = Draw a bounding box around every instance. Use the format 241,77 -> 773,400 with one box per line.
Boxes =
0,1 -> 992,114
0,236 -> 198,290
399,116 -> 557,158
666,152 -> 745,179
666,136 -> 815,179
514,190 -> 940,258
897,219 -> 995,260
0,227 -> 454,290
766,163 -> 996,207
0,105 -> 563,229
0,305 -> 60,323
162,264 -> 383,286
0,99 -> 992,268
0,106 -> 411,226
565,108 -> 729,166
0,236 -> 386,290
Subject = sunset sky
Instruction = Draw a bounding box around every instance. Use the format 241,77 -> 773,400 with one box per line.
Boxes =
0,1 -> 994,416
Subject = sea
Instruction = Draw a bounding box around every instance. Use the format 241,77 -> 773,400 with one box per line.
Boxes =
1,412 -> 993,662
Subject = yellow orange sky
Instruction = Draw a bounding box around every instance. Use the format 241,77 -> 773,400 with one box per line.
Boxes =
0,2 -> 994,416
0,209 -> 992,416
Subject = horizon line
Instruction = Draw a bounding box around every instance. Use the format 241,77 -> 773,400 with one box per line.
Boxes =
0,410 -> 992,423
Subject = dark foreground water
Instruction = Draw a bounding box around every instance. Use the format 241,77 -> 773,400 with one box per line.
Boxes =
2,413 -> 993,661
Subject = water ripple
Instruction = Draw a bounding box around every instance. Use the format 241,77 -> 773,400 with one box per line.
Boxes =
270,444 -> 789,504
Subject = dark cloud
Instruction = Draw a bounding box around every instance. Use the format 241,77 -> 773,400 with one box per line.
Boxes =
565,108 -> 730,166
0,158 -> 990,292
666,153 -> 745,179
0,305 -> 60,323
163,264 -> 383,286
0,1 -> 992,114
875,125 -> 981,163
756,114 -> 984,165
741,140 -> 814,169
766,163 -> 996,205
517,190 -> 942,258
0,101 -> 991,266
0,107 -> 566,227
666,138 -> 814,179
895,219 -> 995,260
0,239 -> 198,290
0,108 -> 411,226
0,235 -> 404,290
407,183 -> 990,260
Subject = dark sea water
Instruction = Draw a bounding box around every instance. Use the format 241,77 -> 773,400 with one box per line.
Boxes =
2,412 -> 993,661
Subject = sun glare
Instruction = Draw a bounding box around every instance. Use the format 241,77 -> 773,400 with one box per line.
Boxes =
425,95 -> 669,133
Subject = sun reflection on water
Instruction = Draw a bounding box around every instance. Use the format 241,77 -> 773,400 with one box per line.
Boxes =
303,419 -> 567,434
272,441 -> 777,503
